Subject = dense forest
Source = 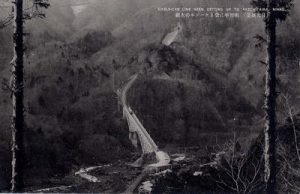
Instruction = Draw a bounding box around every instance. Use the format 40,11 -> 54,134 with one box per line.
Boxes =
0,0 -> 300,193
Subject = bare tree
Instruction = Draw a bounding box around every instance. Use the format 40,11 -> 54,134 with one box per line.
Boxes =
251,0 -> 293,192
280,94 -> 300,162
277,143 -> 300,193
213,136 -> 264,193
0,0 -> 49,29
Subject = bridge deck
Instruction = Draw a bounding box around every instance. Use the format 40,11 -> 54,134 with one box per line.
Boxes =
119,74 -> 170,166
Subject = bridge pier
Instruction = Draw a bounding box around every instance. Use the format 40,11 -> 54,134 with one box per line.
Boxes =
119,74 -> 170,168
129,132 -> 138,149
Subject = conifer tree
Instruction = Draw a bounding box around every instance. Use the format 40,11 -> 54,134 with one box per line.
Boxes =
251,0 -> 293,193
0,0 -> 50,191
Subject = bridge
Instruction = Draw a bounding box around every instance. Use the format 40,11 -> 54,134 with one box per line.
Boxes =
118,74 -> 170,168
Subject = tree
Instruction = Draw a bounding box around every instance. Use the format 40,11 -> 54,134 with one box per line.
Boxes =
213,136 -> 264,193
10,1 -> 25,191
1,0 -> 49,192
251,0 -> 293,193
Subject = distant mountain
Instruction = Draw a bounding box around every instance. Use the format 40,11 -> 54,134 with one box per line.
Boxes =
125,44 -> 259,146
1,0 -> 300,190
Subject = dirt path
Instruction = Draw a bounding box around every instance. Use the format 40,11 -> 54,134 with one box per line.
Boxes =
124,170 -> 149,194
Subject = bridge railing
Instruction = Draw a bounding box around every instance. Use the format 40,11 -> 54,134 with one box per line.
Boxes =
123,106 -> 158,153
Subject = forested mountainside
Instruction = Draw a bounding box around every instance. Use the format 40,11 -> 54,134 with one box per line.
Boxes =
0,0 -> 300,190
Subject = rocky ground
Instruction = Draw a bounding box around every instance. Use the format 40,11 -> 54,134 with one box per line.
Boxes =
22,146 -> 216,193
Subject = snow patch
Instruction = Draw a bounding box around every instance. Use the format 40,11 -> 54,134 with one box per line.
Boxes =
154,169 -> 172,176
34,185 -> 73,192
173,156 -> 185,162
139,181 -> 153,193
75,164 -> 111,183
193,171 -> 203,176
148,151 -> 170,167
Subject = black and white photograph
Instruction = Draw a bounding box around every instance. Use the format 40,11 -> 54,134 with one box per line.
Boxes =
0,0 -> 300,193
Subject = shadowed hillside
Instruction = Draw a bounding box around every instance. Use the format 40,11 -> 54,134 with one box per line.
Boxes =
0,0 -> 300,191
